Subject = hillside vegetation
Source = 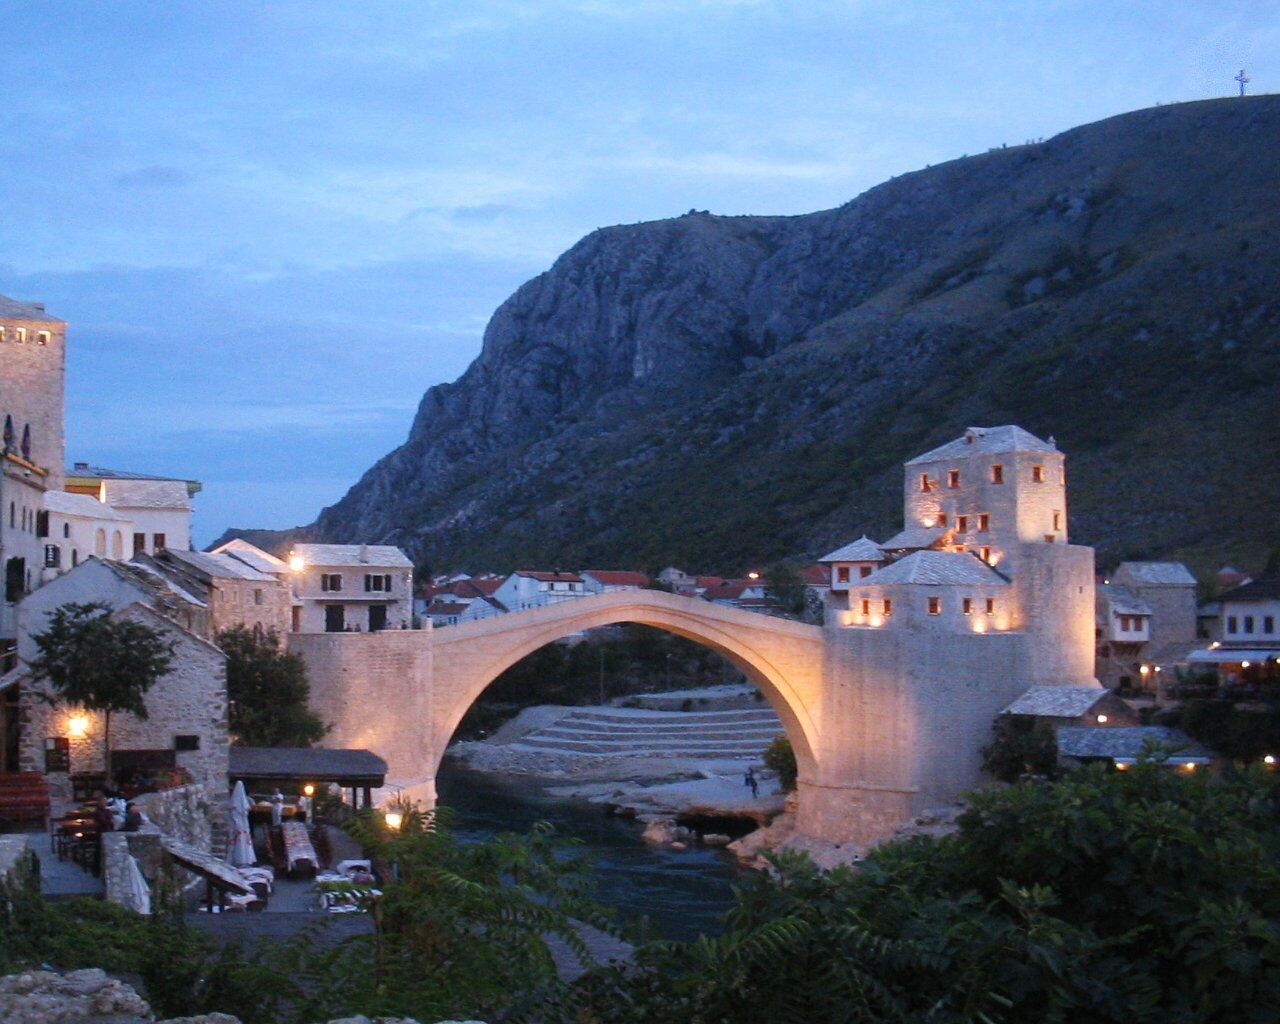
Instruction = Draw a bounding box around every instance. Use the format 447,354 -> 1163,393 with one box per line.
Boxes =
232,97 -> 1280,578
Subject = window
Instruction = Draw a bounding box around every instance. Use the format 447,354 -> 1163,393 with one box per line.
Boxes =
980,546 -> 992,563
325,604 -> 345,632
991,464 -> 1004,484
928,596 -> 941,615
174,735 -> 200,751
152,533 -> 166,551
0,326 -> 5,341
253,588 -> 264,606
1266,616 -> 1275,634
36,331 -> 49,346
14,328 -> 25,343
836,566 -> 850,583
133,533 -> 146,556
71,550 -> 78,567
957,515 -> 968,533
1052,511 -> 1062,531
985,598 -> 995,614
95,529 -> 107,556
321,573 -> 343,592
365,573 -> 390,592
112,532 -> 123,559
63,522 -> 70,538
1244,616 -> 1255,633
36,511 -> 48,538
936,512 -> 947,527
1227,616 -> 1238,634
962,597 -> 973,615
43,545 -> 60,568
859,565 -> 872,578
1032,464 -> 1045,483
947,469 -> 960,488
919,473 -> 931,492
861,598 -> 870,616
1119,615 -> 1130,632
883,598 -> 893,616
978,513 -> 989,532
8,502 -> 13,528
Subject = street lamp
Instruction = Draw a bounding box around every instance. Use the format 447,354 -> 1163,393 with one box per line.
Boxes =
384,810 -> 403,830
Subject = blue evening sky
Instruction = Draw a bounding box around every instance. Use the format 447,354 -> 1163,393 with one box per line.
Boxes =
0,2 -> 1269,545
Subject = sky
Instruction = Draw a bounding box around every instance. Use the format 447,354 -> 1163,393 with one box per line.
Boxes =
0,1 -> 1271,546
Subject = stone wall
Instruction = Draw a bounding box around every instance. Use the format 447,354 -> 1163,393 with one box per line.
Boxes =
19,603 -> 229,806
0,833 -> 33,885
100,833 -> 150,913
134,783 -> 213,850
0,310 -> 65,484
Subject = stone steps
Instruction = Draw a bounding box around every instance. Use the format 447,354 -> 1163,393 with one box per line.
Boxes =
534,723 -> 780,740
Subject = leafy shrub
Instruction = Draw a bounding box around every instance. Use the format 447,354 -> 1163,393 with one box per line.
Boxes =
764,734 -> 797,791
980,714 -> 1057,781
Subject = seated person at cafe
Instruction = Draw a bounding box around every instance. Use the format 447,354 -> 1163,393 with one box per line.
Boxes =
121,802 -> 145,832
92,796 -> 116,833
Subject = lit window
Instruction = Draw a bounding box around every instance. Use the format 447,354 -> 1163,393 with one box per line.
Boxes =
957,515 -> 968,533
978,513 -> 989,532
962,597 -> 972,615
1032,464 -> 1045,483
947,470 -> 960,488
14,328 -> 25,343
36,331 -> 50,345
0,326 -> 5,341
991,464 -> 1004,484
980,546 -> 992,563
986,598 -> 995,614
1052,511 -> 1062,531
883,598 -> 892,616
928,596 -> 941,615
152,533 -> 166,551
919,473 -> 931,492
836,566 -> 850,583
861,598 -> 870,616
936,513 -> 947,528
859,565 -> 872,578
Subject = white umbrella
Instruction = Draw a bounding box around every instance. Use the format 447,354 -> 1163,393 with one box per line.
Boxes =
125,853 -> 152,915
227,780 -> 256,868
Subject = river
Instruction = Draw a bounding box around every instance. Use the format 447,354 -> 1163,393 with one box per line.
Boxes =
436,759 -> 751,940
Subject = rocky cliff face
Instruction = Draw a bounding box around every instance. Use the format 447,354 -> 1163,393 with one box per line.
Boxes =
250,96 -> 1280,575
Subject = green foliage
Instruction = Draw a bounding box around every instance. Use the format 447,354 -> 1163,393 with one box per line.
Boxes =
553,763 -> 1280,1023
29,601 -> 174,776
1162,698 -> 1280,762
218,625 -> 328,747
763,733 -> 797,792
763,561 -> 807,616
981,714 -> 1058,782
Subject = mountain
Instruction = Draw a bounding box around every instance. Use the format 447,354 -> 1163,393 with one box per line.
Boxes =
232,96 -> 1280,578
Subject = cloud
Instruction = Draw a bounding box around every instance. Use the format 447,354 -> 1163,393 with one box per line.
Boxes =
112,165 -> 194,189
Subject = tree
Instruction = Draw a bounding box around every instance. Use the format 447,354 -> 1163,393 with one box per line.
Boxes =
763,562 -> 807,616
763,733 -> 797,791
29,602 -> 173,780
980,713 -> 1058,782
218,626 -> 328,747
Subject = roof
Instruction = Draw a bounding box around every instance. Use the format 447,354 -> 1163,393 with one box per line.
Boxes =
906,425 -> 1057,466
703,581 -> 761,600
456,576 -> 503,598
514,570 -> 583,583
861,550 -> 1008,587
695,576 -> 725,588
210,539 -> 288,574
582,570 -> 650,587
880,525 -> 948,551
1055,726 -> 1212,763
799,565 -> 829,586
1219,577 -> 1280,603
0,294 -> 61,323
426,601 -> 469,616
43,490 -> 131,522
106,558 -> 207,609
67,464 -> 201,496
160,548 -> 277,582
292,543 -> 412,568
101,478 -> 191,511
1097,584 -> 1153,617
228,746 -> 388,784
819,536 -> 885,563
1114,561 -> 1198,587
1002,685 -> 1111,718
1188,647 -> 1280,664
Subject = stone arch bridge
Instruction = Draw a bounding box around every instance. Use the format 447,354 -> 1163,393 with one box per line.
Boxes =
290,588 -> 1043,846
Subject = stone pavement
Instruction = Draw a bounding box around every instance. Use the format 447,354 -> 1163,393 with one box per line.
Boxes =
23,828 -> 104,898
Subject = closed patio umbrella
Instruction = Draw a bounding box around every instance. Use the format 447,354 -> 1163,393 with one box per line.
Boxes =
125,852 -> 152,915
227,780 -> 256,868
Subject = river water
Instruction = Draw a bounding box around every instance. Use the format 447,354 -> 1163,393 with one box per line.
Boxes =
436,759 -> 750,940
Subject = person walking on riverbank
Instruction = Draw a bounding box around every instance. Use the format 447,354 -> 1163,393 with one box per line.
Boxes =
744,766 -> 759,799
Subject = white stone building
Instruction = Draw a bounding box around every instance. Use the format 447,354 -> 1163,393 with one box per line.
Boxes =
39,489 -> 134,580
1094,583 -> 1153,691
492,571 -> 587,612
287,543 -> 414,633
581,570 -> 650,594
818,536 -> 885,592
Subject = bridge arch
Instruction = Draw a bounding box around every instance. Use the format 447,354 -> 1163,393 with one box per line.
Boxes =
427,590 -> 826,798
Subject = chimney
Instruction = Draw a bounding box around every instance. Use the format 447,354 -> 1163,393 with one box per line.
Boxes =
74,461 -> 88,470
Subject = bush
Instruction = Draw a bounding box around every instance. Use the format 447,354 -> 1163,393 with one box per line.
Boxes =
763,734 -> 797,791
980,714 -> 1057,782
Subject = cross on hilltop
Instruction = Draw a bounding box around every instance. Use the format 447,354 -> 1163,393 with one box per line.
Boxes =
1235,69 -> 1251,96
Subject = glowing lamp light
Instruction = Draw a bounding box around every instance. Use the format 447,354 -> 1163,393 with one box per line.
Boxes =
67,714 -> 89,739
1096,713 -> 1108,724
1264,755 -> 1276,767
1139,665 -> 1150,676
1241,661 -> 1251,669
746,571 -> 760,580
868,614 -> 884,628
303,784 -> 315,797
288,553 -> 305,572
971,618 -> 987,634
1210,641 -> 1221,649
1115,762 -> 1129,771
1182,762 -> 1197,772
384,811 -> 403,831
